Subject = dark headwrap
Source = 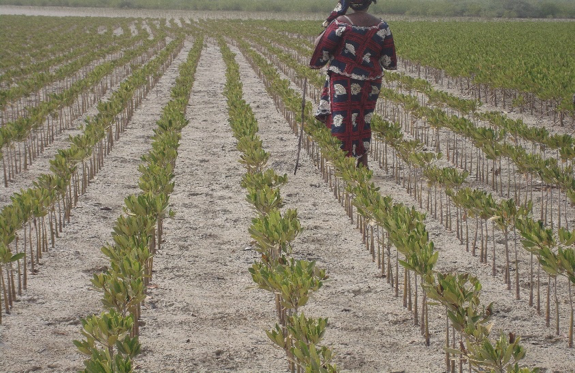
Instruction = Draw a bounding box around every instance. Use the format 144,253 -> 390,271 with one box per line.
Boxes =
323,0 -> 376,28
350,0 -> 376,11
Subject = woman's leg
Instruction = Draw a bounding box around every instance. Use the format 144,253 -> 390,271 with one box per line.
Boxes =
357,154 -> 368,169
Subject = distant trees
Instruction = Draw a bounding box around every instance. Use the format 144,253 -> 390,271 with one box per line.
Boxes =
0,0 -> 573,18
500,0 -> 537,17
539,2 -> 561,17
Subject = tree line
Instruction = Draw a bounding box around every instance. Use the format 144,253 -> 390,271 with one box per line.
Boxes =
0,0 -> 574,19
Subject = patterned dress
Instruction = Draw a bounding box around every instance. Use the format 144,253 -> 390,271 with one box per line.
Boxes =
310,19 -> 397,158
323,0 -> 350,27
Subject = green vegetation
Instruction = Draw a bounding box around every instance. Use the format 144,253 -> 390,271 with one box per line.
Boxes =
219,19 -> 539,370
0,21 -> 178,321
0,0 -> 574,18
0,19 -> 179,324
218,35 -> 338,372
1,11 -> 574,371
259,19 -> 575,123
391,21 -> 575,117
74,30 -> 203,372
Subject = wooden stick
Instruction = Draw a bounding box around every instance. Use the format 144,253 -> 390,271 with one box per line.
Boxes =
294,77 -> 308,175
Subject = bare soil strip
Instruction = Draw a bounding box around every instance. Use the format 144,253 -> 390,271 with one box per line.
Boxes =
137,40 -> 285,371
367,168 -> 575,370
228,44 -> 449,371
0,9 -> 572,372
3,42 -> 134,124
232,45 -> 575,371
0,40 -> 194,373
0,40 -> 167,210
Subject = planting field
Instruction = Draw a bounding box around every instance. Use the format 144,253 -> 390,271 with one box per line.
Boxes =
1,7 -> 574,372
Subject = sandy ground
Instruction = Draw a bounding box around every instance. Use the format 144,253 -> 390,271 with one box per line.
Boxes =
135,40 -> 449,372
244,34 -> 575,371
0,39 -> 194,373
0,5 -> 323,20
1,8 -> 574,373
228,44 -> 448,372
135,40 -> 285,372
240,41 -> 575,372
0,39 -> 167,210
2,44 -> 128,124
0,37 -> 450,373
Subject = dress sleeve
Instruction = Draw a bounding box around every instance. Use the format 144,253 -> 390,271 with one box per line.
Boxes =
310,21 -> 347,69
377,22 -> 398,71
323,0 -> 349,27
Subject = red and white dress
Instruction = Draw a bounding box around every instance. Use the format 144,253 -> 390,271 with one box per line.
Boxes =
310,18 -> 397,158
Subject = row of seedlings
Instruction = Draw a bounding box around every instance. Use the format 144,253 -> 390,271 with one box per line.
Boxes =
368,107 -> 575,349
373,118 -> 575,348
369,60 -> 575,346
445,187 -> 575,348
72,35 -> 204,372
0,20 -> 171,187
374,95 -> 575,348
339,33 -> 572,349
243,25 -> 575,232
1,17 -> 136,119
350,89 -> 575,348
369,84 -> 575,348
360,71 -> 575,243
0,33 -> 187,324
351,84 -> 575,348
246,26 -> 562,360
0,16 -> 109,88
237,27 -> 575,349
253,21 -> 574,125
247,26 -> 575,242
217,36 -> 337,373
375,82 -> 575,223
230,32 -> 537,372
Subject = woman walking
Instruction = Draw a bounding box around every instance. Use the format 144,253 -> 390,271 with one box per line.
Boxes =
310,0 -> 397,168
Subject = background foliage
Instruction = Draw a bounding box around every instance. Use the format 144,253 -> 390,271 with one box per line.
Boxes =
0,0 -> 574,18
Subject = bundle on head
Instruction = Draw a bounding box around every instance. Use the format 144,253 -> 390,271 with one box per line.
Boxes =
350,0 -> 376,11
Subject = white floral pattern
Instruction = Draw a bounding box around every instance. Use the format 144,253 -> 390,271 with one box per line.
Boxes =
376,27 -> 390,39
312,17 -> 397,158
321,50 -> 330,62
362,53 -> 371,64
334,84 -> 346,96
365,112 -> 373,124
345,43 -> 356,56
333,114 -> 344,128
380,55 -> 392,68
